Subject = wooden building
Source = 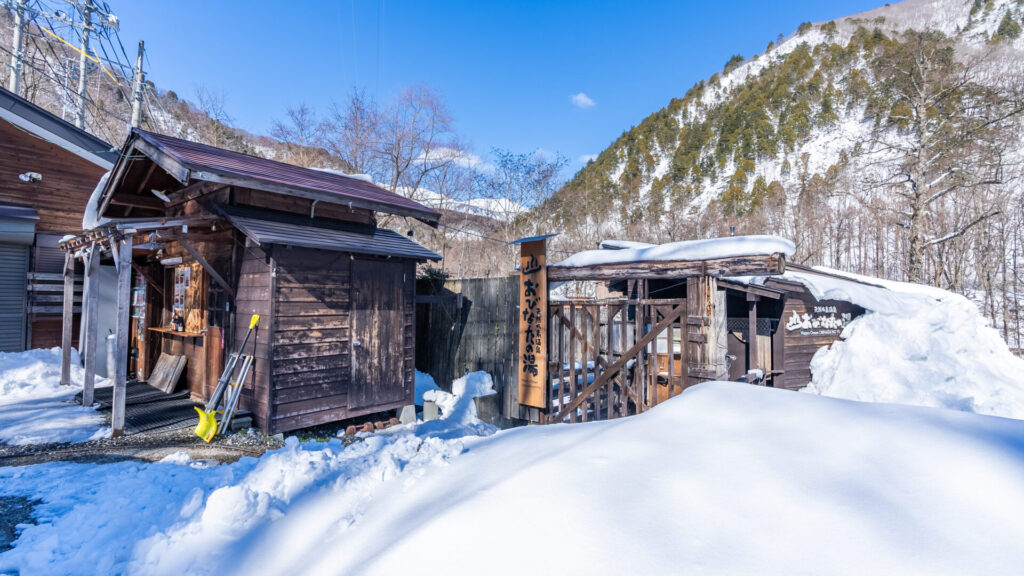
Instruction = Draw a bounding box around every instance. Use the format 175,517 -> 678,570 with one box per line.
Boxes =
59,129 -> 440,436
0,86 -> 118,351
511,237 -> 868,424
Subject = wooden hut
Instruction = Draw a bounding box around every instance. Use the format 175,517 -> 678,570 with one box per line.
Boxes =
59,129 -> 440,436
512,236 -> 867,424
0,86 -> 118,351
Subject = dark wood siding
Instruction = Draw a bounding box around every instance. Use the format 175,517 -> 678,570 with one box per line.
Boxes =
0,119 -> 106,234
269,247 -> 353,433
350,258 -> 413,411
233,239 -> 274,430
776,293 -> 864,391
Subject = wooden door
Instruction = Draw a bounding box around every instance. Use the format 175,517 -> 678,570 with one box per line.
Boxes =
350,258 -> 408,410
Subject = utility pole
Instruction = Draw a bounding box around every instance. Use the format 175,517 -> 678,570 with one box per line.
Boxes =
130,39 -> 144,128
6,0 -> 27,96
49,1 -> 118,130
73,0 -> 93,129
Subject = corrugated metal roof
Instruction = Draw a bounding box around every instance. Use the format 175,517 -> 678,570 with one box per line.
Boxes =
218,204 -> 440,261
133,129 -> 440,225
0,86 -> 117,168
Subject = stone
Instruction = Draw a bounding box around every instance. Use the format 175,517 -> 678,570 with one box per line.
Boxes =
398,405 -> 417,425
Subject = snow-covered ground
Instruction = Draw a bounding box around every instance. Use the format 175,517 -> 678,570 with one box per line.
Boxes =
0,347 -> 109,445
2,382 -> 1024,575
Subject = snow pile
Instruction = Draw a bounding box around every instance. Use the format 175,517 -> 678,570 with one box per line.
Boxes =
597,239 -> 655,250
4,383 -> 1024,574
0,375 -> 497,575
413,370 -> 441,406
790,270 -> 1024,419
81,172 -> 111,230
422,371 -> 496,431
0,348 -> 110,445
553,235 -> 795,268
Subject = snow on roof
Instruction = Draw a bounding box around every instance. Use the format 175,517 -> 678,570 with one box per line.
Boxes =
82,172 -> 111,230
553,235 -> 796,268
726,266 -> 1024,419
598,239 -> 655,250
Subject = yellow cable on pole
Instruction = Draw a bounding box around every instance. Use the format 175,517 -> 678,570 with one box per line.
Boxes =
41,27 -> 119,84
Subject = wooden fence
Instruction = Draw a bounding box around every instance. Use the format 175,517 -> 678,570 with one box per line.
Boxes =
416,276 -> 522,423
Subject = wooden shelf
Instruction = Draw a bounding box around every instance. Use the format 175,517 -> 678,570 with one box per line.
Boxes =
149,326 -> 205,338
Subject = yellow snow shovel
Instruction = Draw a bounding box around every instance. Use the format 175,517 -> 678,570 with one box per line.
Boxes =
195,314 -> 259,442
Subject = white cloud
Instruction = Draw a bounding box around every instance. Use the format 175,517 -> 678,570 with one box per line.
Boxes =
578,153 -> 598,164
570,92 -> 596,109
416,147 -> 493,172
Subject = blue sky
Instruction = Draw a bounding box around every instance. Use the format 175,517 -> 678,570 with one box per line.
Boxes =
113,0 -> 883,172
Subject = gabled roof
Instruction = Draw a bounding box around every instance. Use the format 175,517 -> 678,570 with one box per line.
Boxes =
218,204 -> 440,261
0,86 -> 117,169
100,128 -> 441,226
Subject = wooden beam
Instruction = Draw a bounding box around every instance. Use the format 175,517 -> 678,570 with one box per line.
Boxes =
131,261 -> 164,296
179,239 -> 233,297
163,180 -> 226,207
135,162 -> 158,194
112,234 -> 133,438
113,215 -> 218,231
59,252 -> 75,387
547,253 -> 787,282
132,137 -> 190,184
109,194 -> 164,210
552,302 -> 685,422
81,246 -> 100,407
717,278 -> 783,299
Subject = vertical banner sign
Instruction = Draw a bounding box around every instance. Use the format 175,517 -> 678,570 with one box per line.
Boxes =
518,239 -> 548,408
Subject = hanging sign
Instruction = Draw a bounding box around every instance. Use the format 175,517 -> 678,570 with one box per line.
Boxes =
785,303 -> 857,337
518,239 -> 548,409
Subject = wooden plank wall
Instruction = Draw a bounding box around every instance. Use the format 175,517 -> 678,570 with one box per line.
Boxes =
350,258 -> 414,413
0,119 -> 106,234
270,248 -> 353,433
415,276 -> 520,423
233,238 -> 274,430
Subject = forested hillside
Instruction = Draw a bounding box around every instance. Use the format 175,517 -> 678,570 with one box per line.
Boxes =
544,0 -> 1024,346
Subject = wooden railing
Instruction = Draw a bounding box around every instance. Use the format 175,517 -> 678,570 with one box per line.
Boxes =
545,299 -> 692,423
26,272 -> 82,315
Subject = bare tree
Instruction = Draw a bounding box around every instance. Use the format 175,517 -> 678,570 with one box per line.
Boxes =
375,85 -> 458,198
323,88 -> 381,176
271,104 -> 333,168
479,148 -> 568,247
862,31 -> 1024,283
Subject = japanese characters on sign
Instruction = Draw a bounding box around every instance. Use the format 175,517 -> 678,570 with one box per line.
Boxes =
785,305 -> 853,336
518,240 -> 547,408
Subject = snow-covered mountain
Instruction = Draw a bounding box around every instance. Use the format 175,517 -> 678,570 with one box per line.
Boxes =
552,0 -> 1023,227
544,0 -> 1024,342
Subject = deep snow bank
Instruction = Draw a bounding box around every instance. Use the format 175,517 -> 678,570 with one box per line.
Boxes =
0,375 -> 497,576
4,383 -> 1024,575
0,347 -> 109,445
792,270 -> 1024,419
225,384 -> 1024,575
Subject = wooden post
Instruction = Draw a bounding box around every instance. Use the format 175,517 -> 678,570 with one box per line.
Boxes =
60,251 -> 75,387
686,276 -> 727,384
112,233 -> 133,437
747,295 -> 759,377
517,238 -> 548,410
81,245 -> 100,406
